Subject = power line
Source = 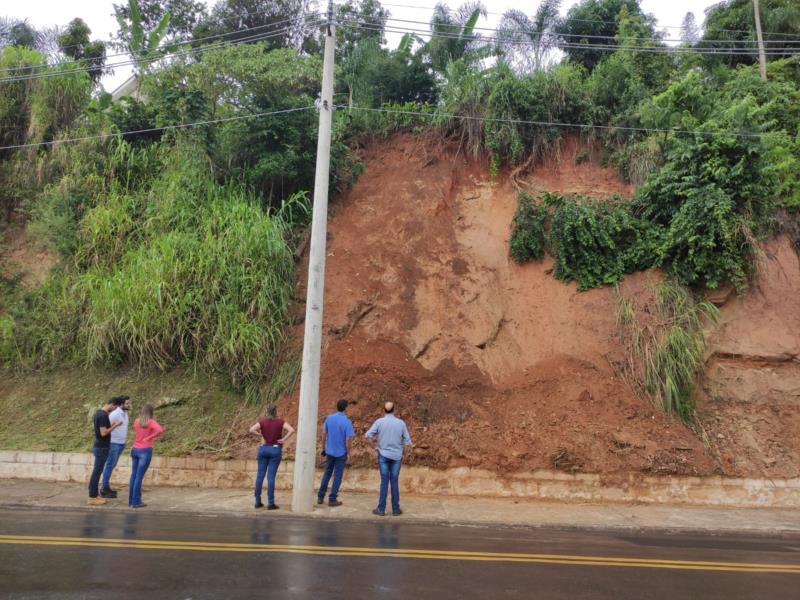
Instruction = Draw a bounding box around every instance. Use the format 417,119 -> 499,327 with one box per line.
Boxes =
342,20 -> 800,56
0,105 -> 315,151
1,14 -> 323,75
339,104 -> 767,139
379,15 -> 800,45
0,22 -> 325,84
376,1 -> 800,39
53,6 -> 328,53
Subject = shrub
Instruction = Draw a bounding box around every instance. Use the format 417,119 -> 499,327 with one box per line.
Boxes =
549,195 -> 659,290
509,193 -> 547,263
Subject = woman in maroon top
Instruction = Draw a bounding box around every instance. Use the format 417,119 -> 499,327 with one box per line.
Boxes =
249,405 -> 294,509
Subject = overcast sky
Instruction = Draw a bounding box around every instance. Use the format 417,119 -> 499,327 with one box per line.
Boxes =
6,0 -> 721,91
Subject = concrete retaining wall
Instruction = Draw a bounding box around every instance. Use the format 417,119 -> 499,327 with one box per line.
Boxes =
1,450 -> 798,508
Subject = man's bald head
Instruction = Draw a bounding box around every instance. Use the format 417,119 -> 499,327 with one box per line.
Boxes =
384,401 -> 395,414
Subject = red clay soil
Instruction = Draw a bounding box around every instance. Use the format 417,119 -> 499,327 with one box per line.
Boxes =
696,236 -> 800,479
278,133 -> 799,478
0,222 -> 55,289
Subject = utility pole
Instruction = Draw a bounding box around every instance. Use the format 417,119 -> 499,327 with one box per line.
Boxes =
291,0 -> 336,514
752,0 -> 767,81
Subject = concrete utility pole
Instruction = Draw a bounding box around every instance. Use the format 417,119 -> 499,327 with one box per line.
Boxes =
292,1 -> 336,514
752,0 -> 768,81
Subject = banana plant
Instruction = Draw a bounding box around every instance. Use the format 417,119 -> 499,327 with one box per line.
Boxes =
115,0 -> 172,77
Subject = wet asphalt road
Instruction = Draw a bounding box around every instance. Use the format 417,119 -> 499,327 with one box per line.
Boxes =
0,507 -> 798,599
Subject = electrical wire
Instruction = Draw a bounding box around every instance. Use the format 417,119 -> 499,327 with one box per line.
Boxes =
376,1 -> 800,39
0,14 -> 324,75
378,14 -> 800,45
0,105 -> 316,151
338,104 -> 766,139
0,21 -> 325,84
339,19 -> 800,56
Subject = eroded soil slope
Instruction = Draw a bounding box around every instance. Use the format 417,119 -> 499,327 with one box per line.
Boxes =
697,237 -> 800,478
280,135 -> 731,476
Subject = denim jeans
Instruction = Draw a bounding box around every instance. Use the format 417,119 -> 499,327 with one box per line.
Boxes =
101,443 -> 126,491
377,453 -> 402,513
128,447 -> 153,507
317,454 -> 347,502
255,445 -> 282,506
88,446 -> 110,498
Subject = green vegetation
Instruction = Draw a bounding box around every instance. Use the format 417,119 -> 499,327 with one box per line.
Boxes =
1,0 -> 799,425
616,281 -> 719,420
0,367 -> 259,455
509,193 -> 547,264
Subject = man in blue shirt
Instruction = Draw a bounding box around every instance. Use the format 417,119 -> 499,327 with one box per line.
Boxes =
365,401 -> 412,516
317,399 -> 355,507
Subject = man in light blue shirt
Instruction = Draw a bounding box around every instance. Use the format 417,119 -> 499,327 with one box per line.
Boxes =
317,399 -> 355,507
365,401 -> 412,516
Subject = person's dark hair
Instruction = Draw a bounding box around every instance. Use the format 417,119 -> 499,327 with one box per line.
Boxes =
111,395 -> 129,406
138,403 -> 154,428
267,405 -> 278,419
336,399 -> 349,412
384,401 -> 394,414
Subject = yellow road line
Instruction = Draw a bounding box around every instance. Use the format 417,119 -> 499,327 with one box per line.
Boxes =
0,535 -> 798,574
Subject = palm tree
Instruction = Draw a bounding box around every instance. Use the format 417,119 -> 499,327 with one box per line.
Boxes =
423,1 -> 490,75
496,0 -> 561,73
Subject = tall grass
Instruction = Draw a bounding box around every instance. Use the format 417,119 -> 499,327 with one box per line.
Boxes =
79,147 -> 295,390
2,143 -> 297,398
615,279 -> 718,420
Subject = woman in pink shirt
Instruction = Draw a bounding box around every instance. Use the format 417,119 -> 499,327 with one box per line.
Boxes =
128,404 -> 163,508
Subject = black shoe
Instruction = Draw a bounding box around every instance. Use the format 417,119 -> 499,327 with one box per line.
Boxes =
267,504 -> 279,510
317,498 -> 325,505
392,509 -> 403,516
372,509 -> 386,516
328,500 -> 342,507
255,502 -> 264,509
100,489 -> 117,499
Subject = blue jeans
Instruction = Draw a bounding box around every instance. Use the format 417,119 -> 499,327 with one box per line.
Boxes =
128,447 -> 153,507
88,447 -> 109,498
255,445 -> 282,506
318,454 -> 347,502
101,443 -> 126,491
377,454 -> 402,513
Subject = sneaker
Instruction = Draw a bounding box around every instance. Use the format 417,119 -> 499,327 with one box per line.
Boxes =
255,502 -> 264,509
317,498 -> 325,505
372,509 -> 386,516
131,503 -> 147,509
267,504 -> 279,510
392,509 -> 403,516
87,497 -> 106,506
100,489 -> 117,499
328,500 -> 343,507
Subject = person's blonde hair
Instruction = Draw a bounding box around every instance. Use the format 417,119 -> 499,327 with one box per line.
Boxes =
138,403 -> 154,428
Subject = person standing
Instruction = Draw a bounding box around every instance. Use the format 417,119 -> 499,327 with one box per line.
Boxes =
365,401 -> 412,516
101,396 -> 130,498
249,405 -> 295,510
88,398 -> 123,505
317,399 -> 355,507
128,403 -> 163,509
